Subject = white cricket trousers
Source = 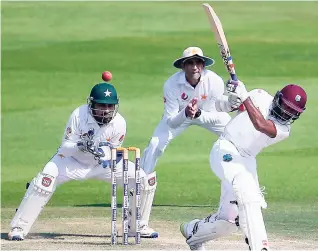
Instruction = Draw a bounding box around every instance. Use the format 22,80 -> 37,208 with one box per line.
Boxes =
10,154 -> 145,236
46,154 -> 143,187
209,138 -> 261,222
141,112 -> 231,174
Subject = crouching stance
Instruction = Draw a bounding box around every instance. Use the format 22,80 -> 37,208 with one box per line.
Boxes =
180,81 -> 307,250
8,82 -> 158,241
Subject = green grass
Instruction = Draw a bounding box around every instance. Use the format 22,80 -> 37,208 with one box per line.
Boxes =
2,1 -> 318,214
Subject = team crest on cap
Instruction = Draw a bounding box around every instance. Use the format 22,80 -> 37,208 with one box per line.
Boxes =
295,94 -> 301,102
104,89 -> 112,97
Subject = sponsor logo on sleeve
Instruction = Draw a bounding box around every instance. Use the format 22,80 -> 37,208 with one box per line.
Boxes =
65,127 -> 72,139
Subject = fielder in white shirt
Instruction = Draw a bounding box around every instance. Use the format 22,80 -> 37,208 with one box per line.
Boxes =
8,82 -> 157,241
180,80 -> 307,251
140,46 -> 243,237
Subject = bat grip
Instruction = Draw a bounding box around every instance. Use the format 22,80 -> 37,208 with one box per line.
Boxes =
231,74 -> 238,81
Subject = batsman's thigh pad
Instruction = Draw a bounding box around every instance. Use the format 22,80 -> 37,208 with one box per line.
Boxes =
232,172 -> 269,250
212,145 -> 266,210
210,139 -> 248,183
187,219 -> 238,246
129,171 -> 157,231
10,169 -> 57,236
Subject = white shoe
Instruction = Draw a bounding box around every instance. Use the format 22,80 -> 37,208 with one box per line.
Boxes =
129,224 -> 159,238
8,227 -> 24,241
180,222 -> 190,238
180,222 -> 205,250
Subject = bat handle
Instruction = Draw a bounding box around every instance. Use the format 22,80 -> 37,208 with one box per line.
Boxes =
231,74 -> 238,81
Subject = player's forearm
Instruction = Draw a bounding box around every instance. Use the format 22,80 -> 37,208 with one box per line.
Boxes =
59,141 -> 80,157
196,110 -> 221,124
166,108 -> 188,128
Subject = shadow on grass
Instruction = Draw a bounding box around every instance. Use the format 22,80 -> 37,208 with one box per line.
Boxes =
1,232 -> 114,241
74,203 -> 211,208
1,232 -> 149,245
1,233 -> 8,240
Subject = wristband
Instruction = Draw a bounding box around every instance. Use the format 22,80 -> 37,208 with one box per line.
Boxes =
194,109 -> 202,119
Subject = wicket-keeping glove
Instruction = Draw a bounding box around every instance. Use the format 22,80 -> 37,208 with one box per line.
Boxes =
77,128 -> 95,153
77,140 -> 94,153
96,144 -> 112,168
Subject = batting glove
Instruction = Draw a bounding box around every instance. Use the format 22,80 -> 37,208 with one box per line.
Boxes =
226,80 -> 249,102
227,92 -> 242,110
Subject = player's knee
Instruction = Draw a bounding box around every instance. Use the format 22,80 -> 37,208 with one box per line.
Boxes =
148,137 -> 159,148
232,172 -> 262,205
149,137 -> 163,155
142,171 -> 157,191
148,137 -> 167,155
42,161 -> 59,177
33,162 -> 59,195
218,203 -> 239,223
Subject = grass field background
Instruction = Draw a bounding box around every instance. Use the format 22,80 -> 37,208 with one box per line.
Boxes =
2,1 -> 318,223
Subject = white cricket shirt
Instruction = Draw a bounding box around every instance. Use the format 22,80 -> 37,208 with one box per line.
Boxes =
222,89 -> 291,157
163,69 -> 225,128
58,104 -> 126,166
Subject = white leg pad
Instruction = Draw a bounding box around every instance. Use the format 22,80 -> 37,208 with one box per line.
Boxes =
187,219 -> 238,246
232,172 -> 269,250
129,171 -> 157,231
10,172 -> 56,236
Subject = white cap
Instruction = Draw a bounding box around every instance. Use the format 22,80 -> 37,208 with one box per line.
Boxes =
173,46 -> 215,69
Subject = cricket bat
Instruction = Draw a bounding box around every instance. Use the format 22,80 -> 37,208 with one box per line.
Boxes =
202,3 -> 238,81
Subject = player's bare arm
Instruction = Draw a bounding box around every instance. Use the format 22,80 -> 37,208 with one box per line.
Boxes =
227,80 -> 277,138
243,97 -> 277,138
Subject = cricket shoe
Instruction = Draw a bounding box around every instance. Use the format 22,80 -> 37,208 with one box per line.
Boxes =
129,224 -> 159,238
8,227 -> 24,241
180,221 -> 206,251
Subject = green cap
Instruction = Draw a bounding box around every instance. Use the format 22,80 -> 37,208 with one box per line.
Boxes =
89,82 -> 119,104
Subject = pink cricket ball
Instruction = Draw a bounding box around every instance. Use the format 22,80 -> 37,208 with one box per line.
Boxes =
102,71 -> 112,81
